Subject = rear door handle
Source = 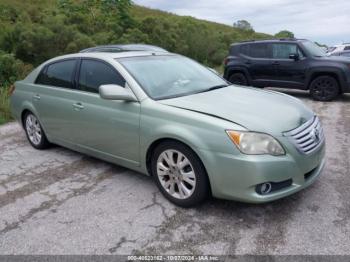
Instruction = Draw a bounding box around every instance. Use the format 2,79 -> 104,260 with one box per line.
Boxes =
73,102 -> 84,111
245,60 -> 251,65
272,61 -> 280,65
33,94 -> 41,101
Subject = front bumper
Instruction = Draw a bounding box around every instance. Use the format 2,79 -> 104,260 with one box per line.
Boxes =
198,138 -> 326,203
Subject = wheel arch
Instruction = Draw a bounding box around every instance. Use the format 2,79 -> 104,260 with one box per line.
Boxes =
226,67 -> 251,84
21,109 -> 31,128
146,137 -> 203,175
307,70 -> 346,93
20,105 -> 49,139
145,137 -> 212,196
19,102 -> 40,128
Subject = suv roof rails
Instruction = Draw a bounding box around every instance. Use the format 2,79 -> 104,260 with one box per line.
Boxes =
235,38 -> 307,45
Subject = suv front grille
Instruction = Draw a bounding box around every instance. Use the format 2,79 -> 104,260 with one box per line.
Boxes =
284,116 -> 325,155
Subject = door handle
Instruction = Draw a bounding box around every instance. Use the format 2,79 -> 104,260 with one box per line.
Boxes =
73,102 -> 84,110
33,94 -> 41,101
245,60 -> 251,65
272,61 -> 280,65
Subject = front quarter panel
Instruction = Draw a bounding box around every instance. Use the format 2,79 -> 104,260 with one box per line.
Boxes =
139,98 -> 246,173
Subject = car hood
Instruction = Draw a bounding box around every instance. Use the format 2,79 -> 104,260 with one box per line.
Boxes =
159,86 -> 314,135
321,55 -> 350,63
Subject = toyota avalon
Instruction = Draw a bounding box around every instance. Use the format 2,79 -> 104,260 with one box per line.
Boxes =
10,51 -> 326,207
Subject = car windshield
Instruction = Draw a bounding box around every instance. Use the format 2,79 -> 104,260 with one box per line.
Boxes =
117,55 -> 228,100
301,41 -> 327,57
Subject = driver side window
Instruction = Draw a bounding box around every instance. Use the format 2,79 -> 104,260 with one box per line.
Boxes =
272,44 -> 304,59
78,59 -> 126,93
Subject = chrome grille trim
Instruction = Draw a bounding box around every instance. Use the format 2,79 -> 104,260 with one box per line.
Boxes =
283,116 -> 325,155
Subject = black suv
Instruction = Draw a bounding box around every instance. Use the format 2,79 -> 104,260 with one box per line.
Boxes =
224,39 -> 350,101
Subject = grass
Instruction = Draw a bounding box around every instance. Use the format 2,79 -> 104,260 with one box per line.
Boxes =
0,86 -> 12,125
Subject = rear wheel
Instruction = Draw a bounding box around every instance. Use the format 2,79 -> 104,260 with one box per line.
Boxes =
151,141 -> 210,207
24,112 -> 50,149
309,76 -> 339,101
229,72 -> 248,86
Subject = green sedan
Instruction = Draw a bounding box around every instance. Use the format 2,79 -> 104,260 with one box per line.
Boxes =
10,51 -> 326,207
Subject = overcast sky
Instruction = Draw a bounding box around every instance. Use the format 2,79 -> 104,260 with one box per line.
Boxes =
133,0 -> 350,46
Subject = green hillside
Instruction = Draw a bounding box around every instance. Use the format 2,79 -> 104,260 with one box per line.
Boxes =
0,0 -> 273,123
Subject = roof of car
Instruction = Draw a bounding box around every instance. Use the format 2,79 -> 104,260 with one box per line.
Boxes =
231,38 -> 307,46
38,51 -> 176,68
44,51 -> 175,64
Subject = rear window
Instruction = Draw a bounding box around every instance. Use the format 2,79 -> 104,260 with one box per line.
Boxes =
36,59 -> 76,88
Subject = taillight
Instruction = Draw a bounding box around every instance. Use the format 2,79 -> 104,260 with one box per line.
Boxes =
8,84 -> 15,96
224,57 -> 229,65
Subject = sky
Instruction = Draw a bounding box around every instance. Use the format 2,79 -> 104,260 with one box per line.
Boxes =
133,0 -> 350,46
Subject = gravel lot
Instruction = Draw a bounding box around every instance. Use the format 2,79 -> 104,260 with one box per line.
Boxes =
0,89 -> 349,255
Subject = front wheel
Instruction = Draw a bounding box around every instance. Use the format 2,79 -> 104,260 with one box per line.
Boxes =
151,141 -> 210,207
229,72 -> 248,86
24,112 -> 50,149
309,76 -> 339,101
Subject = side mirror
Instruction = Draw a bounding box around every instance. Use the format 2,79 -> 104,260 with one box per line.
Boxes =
289,53 -> 299,61
99,84 -> 137,102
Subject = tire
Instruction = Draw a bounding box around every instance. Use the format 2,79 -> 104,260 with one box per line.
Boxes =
229,72 -> 248,86
309,76 -> 339,101
151,141 -> 210,207
23,112 -> 50,150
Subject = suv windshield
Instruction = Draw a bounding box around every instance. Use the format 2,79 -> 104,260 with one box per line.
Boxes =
301,41 -> 327,57
118,55 -> 228,100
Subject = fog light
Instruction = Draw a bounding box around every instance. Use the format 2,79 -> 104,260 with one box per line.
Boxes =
256,182 -> 272,195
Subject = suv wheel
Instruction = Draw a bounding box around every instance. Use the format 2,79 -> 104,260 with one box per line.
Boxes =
151,141 -> 210,207
229,73 -> 248,86
24,112 -> 50,149
309,76 -> 339,101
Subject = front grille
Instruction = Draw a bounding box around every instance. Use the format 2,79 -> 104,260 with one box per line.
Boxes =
284,116 -> 325,154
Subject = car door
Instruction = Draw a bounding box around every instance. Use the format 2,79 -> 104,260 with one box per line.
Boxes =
33,58 -> 81,142
243,43 -> 275,87
71,58 -> 140,165
270,43 -> 308,88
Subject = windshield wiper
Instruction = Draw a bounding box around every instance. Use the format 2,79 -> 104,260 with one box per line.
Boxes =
195,84 -> 229,94
207,84 -> 229,91
195,84 -> 229,95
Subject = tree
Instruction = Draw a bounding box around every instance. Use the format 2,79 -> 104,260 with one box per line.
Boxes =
233,20 -> 254,31
274,30 -> 294,39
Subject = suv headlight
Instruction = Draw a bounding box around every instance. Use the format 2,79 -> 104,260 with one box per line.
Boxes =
226,130 -> 285,156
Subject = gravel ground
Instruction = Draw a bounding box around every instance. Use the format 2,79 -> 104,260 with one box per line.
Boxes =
0,90 -> 349,255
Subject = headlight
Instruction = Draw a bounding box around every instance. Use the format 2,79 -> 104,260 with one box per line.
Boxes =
226,130 -> 285,156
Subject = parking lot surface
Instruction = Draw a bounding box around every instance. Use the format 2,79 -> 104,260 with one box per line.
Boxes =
0,90 -> 349,255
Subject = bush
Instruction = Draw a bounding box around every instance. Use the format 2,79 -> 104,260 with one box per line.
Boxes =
0,0 -> 276,124
0,51 -> 32,123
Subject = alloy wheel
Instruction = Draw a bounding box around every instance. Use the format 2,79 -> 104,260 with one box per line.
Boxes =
310,76 -> 339,101
156,149 -> 196,199
25,114 -> 42,146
